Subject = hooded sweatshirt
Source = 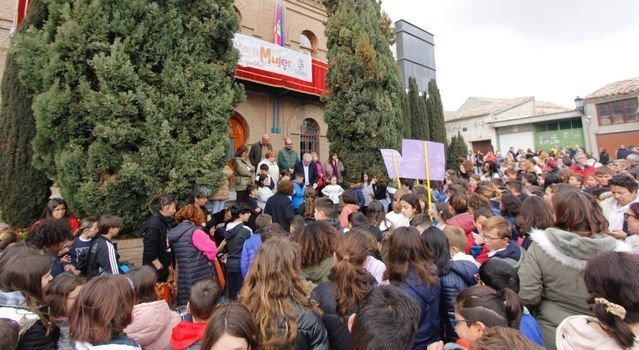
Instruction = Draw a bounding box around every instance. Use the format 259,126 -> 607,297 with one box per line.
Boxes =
224,222 -> 252,273
170,321 -> 207,350
518,227 -> 631,350
302,257 -> 334,284
124,300 -> 180,350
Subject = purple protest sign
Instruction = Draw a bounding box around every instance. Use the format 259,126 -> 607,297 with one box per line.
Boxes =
380,149 -> 402,179
400,139 -> 446,181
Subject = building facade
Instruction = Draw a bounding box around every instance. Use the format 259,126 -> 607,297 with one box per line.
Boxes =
393,19 -> 436,91
582,77 -> 639,157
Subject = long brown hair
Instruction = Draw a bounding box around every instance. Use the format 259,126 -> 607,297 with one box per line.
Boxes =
552,190 -> 608,236
0,245 -> 55,332
239,237 -> 319,349
515,196 -> 554,236
297,221 -> 335,267
584,252 -> 639,348
69,275 -> 135,343
44,273 -> 85,318
384,227 -> 438,285
331,230 -> 376,316
127,266 -> 158,304
200,303 -> 259,350
366,200 -> 390,229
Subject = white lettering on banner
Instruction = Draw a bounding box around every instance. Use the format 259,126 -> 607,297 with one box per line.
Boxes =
233,33 -> 313,82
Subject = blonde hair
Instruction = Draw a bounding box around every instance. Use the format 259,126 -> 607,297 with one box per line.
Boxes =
483,216 -> 511,239
239,237 -> 319,349
443,225 -> 467,252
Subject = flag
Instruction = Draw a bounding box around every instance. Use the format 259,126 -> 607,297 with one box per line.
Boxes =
274,0 -> 285,46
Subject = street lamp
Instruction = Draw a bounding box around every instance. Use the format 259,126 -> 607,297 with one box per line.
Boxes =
574,96 -> 584,112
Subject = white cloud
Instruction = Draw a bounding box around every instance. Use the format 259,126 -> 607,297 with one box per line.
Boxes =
381,0 -> 639,110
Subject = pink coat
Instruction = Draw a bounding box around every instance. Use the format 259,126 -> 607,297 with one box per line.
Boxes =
124,300 -> 181,350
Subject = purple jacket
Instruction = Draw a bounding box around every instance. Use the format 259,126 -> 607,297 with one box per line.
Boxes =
240,233 -> 262,277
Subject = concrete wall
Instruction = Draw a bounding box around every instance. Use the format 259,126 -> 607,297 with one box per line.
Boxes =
445,115 -> 496,150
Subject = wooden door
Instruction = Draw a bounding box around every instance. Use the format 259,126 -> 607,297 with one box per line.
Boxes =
228,113 -> 248,157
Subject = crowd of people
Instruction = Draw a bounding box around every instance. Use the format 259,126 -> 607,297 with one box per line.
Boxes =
1,140 -> 639,350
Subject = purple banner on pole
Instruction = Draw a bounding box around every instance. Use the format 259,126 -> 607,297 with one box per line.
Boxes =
380,149 -> 402,179
400,139 -> 446,181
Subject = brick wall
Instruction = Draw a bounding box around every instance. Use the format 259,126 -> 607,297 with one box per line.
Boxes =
0,0 -> 16,79
114,238 -> 143,267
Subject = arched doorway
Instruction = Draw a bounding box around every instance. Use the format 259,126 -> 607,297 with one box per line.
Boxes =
228,113 -> 248,158
300,118 -> 319,156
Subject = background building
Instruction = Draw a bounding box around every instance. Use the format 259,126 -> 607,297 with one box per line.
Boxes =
582,77 -> 639,156
393,19 -> 436,91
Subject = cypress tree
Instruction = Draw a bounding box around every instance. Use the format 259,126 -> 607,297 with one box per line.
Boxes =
402,89 -> 412,139
407,77 -> 429,140
426,79 -> 447,145
322,0 -> 404,179
0,0 -> 52,228
15,0 -> 243,231
447,131 -> 468,170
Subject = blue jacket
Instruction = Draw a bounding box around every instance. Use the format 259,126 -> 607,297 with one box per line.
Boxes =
352,186 -> 366,208
492,239 -> 521,262
397,269 -> 441,349
520,307 -> 544,347
440,260 -> 478,342
292,182 -> 305,209
240,233 -> 262,278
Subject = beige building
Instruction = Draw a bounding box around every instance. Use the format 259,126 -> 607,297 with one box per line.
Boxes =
0,0 -> 19,79
230,0 -> 330,160
582,77 -> 639,156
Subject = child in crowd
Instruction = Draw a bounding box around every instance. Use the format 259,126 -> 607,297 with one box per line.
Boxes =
584,174 -> 598,189
224,205 -> 253,300
44,273 -> 85,350
430,285 -> 523,350
85,215 -> 124,278
314,197 -> 340,229
69,218 -> 97,272
568,174 -> 584,188
244,184 -> 261,230
124,266 -> 180,350
469,206 -> 494,264
400,193 -> 422,222
468,174 -> 480,193
200,303 -> 259,350
256,174 -> 274,210
322,175 -> 344,206
482,216 -> 523,269
595,166 -> 615,188
478,259 -> 544,347
386,200 -> 411,229
443,225 -> 480,268
292,173 -> 306,214
289,215 -> 306,237
240,214 -> 272,278
350,179 -> 366,209
170,279 -> 222,350
255,163 -> 275,190
338,190 -> 360,229
69,275 -> 140,349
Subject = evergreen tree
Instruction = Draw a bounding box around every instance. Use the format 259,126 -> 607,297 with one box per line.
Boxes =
15,0 -> 243,231
447,131 -> 468,170
407,77 -> 429,140
402,89 -> 412,139
0,0 -> 52,228
322,0 -> 404,179
426,79 -> 447,145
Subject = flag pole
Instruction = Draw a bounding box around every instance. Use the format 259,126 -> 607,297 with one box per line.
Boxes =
423,141 -> 433,219
392,152 -> 401,189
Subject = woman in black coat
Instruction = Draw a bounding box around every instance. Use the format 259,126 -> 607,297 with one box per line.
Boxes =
141,194 -> 177,282
264,180 -> 296,232
422,227 -> 478,342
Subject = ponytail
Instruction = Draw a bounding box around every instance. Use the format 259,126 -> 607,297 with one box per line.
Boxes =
496,288 -> 522,328
148,192 -> 177,213
331,230 -> 376,316
591,301 -> 636,348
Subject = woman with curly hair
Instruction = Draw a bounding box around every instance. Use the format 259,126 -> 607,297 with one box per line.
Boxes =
168,204 -> 218,306
297,221 -> 336,284
239,236 -> 329,350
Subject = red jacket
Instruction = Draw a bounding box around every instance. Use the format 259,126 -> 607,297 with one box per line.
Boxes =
569,165 -> 596,178
169,321 -> 207,350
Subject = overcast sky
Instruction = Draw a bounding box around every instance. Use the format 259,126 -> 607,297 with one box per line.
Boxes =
381,0 -> 639,111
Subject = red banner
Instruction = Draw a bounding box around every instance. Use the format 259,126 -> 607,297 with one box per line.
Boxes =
17,0 -> 30,26
235,59 -> 328,97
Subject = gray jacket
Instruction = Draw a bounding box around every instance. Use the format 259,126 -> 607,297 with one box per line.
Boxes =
518,228 -> 631,350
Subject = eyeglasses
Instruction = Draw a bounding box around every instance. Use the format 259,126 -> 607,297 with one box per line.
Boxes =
480,233 -> 501,241
449,317 -> 476,328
